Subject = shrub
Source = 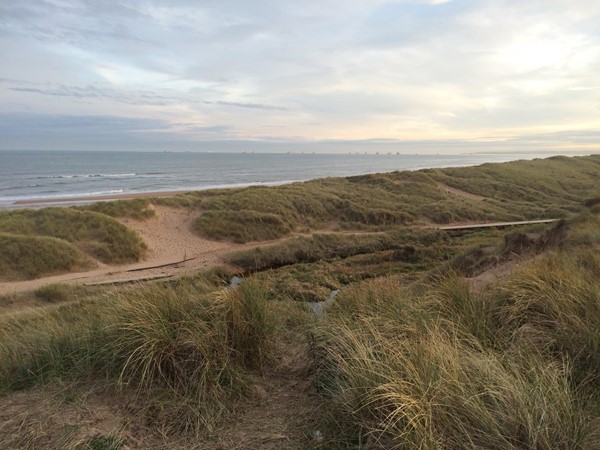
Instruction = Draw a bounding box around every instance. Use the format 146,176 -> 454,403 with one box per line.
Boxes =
78,198 -> 155,219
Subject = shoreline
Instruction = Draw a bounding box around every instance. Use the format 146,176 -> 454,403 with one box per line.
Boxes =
3,151 -> 596,210
5,181 -> 304,210
12,190 -> 192,206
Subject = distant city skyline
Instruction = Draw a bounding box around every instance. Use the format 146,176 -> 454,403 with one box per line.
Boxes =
1,0 -> 599,153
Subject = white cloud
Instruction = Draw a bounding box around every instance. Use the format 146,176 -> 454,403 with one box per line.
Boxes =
0,0 -> 599,151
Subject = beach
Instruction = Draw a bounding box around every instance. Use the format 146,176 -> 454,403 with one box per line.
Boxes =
11,189 -> 191,207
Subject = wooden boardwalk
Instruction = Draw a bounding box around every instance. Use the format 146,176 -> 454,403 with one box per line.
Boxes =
439,218 -> 560,232
83,274 -> 172,287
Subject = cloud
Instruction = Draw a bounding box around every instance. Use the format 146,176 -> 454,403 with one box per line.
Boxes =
8,84 -> 186,106
0,0 -> 599,151
0,113 -> 171,133
206,101 -> 289,111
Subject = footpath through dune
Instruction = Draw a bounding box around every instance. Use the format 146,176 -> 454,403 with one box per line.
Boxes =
120,204 -> 232,263
0,205 -> 241,295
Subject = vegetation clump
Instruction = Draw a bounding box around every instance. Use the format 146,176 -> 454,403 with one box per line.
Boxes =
0,208 -> 146,273
78,198 -> 155,219
0,233 -> 92,280
0,278 -> 278,435
313,212 -> 600,448
195,209 -> 291,243
33,283 -> 76,303
191,155 -> 600,243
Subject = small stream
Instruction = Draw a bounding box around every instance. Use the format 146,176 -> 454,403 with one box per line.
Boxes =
229,276 -> 339,318
307,289 -> 340,319
228,276 -> 243,288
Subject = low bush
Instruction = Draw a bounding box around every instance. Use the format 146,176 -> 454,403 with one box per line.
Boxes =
34,283 -> 76,303
228,229 -> 450,272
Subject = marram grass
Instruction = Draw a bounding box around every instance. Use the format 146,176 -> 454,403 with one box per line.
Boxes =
0,208 -> 146,266
0,232 -> 93,280
190,154 -> 600,243
0,278 -> 278,434
315,234 -> 600,448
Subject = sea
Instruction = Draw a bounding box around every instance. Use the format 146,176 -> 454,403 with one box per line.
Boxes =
0,150 -> 589,209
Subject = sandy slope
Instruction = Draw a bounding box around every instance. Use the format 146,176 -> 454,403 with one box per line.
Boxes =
0,205 -> 240,296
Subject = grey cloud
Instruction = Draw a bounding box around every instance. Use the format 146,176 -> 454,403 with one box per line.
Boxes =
0,114 -> 237,150
7,82 -> 290,114
0,77 -> 34,84
8,85 -> 186,106
0,113 -> 171,133
205,101 -> 289,111
175,124 -> 234,134
1,0 -> 600,151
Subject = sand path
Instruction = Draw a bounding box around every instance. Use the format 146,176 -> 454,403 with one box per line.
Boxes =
0,205 -> 244,295
0,201 -> 556,296
436,182 -> 488,201
0,204 -> 390,296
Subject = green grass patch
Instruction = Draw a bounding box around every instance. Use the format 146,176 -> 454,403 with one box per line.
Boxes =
425,154 -> 600,213
0,208 -> 146,264
0,277 -> 278,434
195,209 -> 291,243
188,155 -> 600,243
0,233 -> 92,280
78,198 -> 155,219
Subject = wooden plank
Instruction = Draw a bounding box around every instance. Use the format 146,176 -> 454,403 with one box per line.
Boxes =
83,274 -> 172,287
123,256 -> 199,273
439,219 -> 559,231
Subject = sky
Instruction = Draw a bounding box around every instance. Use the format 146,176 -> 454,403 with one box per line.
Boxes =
1,0 -> 599,153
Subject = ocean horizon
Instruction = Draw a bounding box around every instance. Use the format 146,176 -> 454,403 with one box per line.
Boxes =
0,149 -> 593,209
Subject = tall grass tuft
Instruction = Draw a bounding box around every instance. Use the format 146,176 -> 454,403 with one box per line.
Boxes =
224,280 -> 277,369
0,278 -> 278,433
34,283 -> 77,303
324,322 -> 591,449
317,250 -> 600,448
490,251 -> 600,390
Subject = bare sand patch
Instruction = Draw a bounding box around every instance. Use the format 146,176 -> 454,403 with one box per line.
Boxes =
119,204 -> 234,263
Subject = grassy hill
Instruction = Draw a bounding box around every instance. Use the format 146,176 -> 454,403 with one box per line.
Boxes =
164,154 -> 600,242
0,208 -> 146,280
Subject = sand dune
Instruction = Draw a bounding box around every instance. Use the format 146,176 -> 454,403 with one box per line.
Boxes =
0,205 -> 241,295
